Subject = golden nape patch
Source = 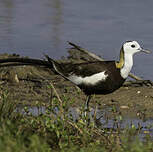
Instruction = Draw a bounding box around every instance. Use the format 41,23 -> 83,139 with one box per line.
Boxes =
115,49 -> 124,69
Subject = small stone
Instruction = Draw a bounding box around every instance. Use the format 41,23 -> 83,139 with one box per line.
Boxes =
137,113 -> 140,116
137,91 -> 141,94
120,105 -> 129,109
14,74 -> 19,83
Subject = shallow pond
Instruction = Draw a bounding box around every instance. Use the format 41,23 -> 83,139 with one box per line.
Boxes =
16,105 -> 153,140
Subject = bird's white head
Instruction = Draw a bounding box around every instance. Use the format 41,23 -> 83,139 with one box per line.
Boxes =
118,40 -> 151,79
123,41 -> 150,55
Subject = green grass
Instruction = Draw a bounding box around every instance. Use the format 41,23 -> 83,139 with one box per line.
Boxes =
0,89 -> 153,152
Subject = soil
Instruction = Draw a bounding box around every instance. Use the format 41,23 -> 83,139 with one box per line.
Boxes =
0,53 -> 153,119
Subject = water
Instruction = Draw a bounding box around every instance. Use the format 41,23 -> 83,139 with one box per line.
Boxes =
0,0 -> 153,80
16,106 -> 153,140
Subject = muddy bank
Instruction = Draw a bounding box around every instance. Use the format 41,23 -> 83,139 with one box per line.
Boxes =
0,53 -> 152,118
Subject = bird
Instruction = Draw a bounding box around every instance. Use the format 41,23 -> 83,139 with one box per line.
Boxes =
45,41 -> 150,112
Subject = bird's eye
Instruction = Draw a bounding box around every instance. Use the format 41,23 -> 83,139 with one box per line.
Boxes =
131,44 -> 135,48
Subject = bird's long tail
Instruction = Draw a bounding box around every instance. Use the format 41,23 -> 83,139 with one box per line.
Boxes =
44,54 -> 70,81
44,54 -> 57,66
44,54 -> 60,73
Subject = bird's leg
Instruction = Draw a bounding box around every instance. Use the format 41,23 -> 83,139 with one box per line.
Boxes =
84,95 -> 91,121
85,95 -> 91,111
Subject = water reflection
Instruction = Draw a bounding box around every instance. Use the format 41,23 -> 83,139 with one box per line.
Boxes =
0,0 -> 14,48
48,0 -> 63,55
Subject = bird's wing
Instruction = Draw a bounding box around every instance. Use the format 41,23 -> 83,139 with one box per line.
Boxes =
61,61 -> 114,77
45,55 -> 116,85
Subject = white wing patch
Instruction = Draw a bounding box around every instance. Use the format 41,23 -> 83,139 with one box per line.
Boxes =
69,71 -> 108,85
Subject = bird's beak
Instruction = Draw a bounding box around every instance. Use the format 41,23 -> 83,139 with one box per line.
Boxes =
139,48 -> 151,54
